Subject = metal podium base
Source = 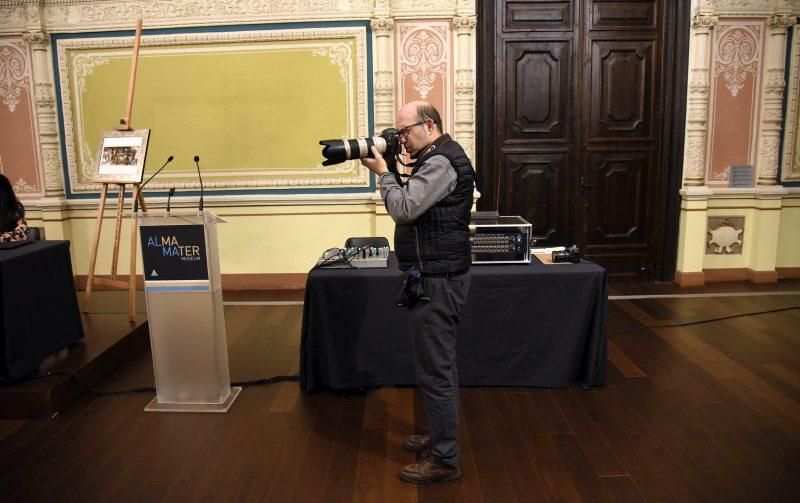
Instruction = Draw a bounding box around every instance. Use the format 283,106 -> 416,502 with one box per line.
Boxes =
144,386 -> 242,413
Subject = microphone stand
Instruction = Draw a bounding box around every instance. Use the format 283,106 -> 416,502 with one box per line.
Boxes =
166,188 -> 176,214
134,155 -> 173,213
194,155 -> 204,212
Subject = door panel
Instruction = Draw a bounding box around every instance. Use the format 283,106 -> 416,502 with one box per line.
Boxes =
584,151 -> 650,246
589,39 -> 655,140
504,1 -> 573,32
590,1 -> 657,30
505,40 -> 572,141
503,153 -> 568,243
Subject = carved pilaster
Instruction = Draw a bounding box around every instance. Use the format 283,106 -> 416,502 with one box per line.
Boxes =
371,17 -> 395,136
683,13 -> 718,186
756,13 -> 796,185
453,15 -> 476,163
23,30 -> 64,196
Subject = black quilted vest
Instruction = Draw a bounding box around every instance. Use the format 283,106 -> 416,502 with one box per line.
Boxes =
393,134 -> 475,273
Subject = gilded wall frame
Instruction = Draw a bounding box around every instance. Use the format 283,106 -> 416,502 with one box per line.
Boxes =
781,23 -> 800,182
54,24 -> 371,194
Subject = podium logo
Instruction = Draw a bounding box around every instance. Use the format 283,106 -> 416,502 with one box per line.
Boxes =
146,235 -> 202,262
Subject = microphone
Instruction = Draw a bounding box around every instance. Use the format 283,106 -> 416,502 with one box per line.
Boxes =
194,155 -> 204,212
166,187 -> 176,213
135,155 -> 173,213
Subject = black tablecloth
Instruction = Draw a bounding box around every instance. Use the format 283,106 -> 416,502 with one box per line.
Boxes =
0,241 -> 84,380
301,254 -> 606,391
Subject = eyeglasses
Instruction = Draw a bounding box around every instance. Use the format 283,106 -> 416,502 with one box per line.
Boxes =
397,120 -> 426,138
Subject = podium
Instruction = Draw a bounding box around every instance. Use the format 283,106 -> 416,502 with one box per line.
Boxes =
137,210 -> 240,412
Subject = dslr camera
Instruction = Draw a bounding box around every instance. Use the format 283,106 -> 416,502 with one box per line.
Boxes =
319,128 -> 403,180
552,245 -> 581,264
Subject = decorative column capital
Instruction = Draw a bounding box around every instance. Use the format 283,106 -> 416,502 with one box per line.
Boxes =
452,15 -> 476,34
767,14 -> 796,31
691,13 -> 718,32
23,30 -> 49,48
370,17 -> 394,36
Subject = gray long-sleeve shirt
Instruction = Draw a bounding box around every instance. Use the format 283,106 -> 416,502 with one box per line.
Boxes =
379,155 -> 458,225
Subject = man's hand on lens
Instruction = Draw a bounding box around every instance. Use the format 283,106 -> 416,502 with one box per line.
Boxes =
360,146 -> 389,176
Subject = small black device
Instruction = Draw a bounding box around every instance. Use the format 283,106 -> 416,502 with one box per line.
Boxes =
552,245 -> 581,264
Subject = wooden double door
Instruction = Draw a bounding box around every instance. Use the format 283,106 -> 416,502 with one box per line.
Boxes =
477,0 -> 688,279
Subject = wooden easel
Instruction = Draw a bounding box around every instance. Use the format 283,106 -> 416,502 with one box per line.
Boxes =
85,20 -> 145,323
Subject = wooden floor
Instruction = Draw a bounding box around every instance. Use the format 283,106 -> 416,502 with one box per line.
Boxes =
1,286 -> 799,501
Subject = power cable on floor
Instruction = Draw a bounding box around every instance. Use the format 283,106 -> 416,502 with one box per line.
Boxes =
608,305 -> 800,338
22,369 -> 299,396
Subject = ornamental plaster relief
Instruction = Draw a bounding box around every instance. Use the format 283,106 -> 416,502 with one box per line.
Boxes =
0,36 -> 44,195
399,26 -> 447,100
396,20 -> 452,134
0,41 -> 28,113
714,24 -> 760,98
702,0 -> 794,15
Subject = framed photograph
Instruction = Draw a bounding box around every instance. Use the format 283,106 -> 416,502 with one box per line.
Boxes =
92,129 -> 150,184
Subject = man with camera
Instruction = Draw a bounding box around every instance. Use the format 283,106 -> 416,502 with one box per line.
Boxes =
360,101 -> 475,484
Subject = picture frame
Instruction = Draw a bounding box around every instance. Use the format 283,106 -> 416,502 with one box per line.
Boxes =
92,129 -> 150,184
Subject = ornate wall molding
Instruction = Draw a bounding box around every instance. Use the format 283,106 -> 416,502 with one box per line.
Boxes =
452,15 -> 475,163
371,16 -> 394,136
452,15 -> 475,34
0,35 -> 45,196
683,11 -> 718,186
55,26 -> 371,193
37,1 -> 374,32
702,0 -> 795,16
755,12 -> 795,185
398,25 -> 448,101
707,21 -> 764,184
781,24 -> 800,182
683,0 -> 800,187
0,41 -> 28,113
714,24 -> 760,98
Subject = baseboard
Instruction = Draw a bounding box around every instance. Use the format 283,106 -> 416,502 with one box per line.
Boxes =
221,273 -> 307,290
704,268 -> 747,283
745,269 -> 779,283
673,270 -> 705,287
674,268 -> 781,286
776,267 -> 800,279
75,273 -> 308,291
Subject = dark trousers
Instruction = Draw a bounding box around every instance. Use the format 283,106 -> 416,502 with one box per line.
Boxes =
408,271 -> 471,468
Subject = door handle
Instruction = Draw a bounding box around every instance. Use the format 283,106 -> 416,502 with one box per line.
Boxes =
578,176 -> 592,200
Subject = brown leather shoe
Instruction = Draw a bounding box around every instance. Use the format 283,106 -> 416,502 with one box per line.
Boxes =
403,434 -> 431,452
399,453 -> 461,484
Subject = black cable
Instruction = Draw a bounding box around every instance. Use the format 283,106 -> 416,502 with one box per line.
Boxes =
233,373 -> 299,387
27,369 -> 155,396
312,246 -> 363,270
608,304 -> 800,338
23,369 -> 301,396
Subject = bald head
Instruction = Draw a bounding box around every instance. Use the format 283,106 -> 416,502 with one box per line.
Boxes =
398,101 -> 443,134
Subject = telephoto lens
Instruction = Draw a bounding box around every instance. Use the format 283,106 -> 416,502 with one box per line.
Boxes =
319,128 -> 400,166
